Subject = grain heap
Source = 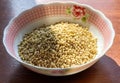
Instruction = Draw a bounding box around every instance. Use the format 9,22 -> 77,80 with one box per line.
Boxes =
18,22 -> 97,68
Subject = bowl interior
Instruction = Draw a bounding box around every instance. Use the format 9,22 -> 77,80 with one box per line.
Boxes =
14,17 -> 104,61
3,2 -> 114,68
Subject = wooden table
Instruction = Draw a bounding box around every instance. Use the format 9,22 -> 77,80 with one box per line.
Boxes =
0,0 -> 120,83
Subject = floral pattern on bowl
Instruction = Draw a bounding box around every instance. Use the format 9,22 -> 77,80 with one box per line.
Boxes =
66,5 -> 89,22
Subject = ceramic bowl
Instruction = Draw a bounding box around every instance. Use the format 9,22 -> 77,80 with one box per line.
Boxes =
3,1 -> 115,76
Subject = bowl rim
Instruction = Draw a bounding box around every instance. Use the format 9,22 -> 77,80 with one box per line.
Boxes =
3,1 -> 115,70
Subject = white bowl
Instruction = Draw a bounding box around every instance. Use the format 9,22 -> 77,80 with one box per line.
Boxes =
3,1 -> 115,76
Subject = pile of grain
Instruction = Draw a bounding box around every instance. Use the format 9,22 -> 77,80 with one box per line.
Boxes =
18,22 -> 97,68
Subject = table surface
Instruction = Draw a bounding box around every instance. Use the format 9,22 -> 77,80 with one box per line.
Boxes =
0,0 -> 120,83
